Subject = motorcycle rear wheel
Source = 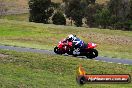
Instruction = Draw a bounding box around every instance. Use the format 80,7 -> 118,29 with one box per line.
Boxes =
54,46 -> 62,54
54,46 -> 59,54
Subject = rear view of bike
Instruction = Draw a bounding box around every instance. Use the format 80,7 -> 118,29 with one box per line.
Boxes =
54,41 -> 72,55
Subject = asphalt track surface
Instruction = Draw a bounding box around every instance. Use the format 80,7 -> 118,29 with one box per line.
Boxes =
0,45 -> 132,65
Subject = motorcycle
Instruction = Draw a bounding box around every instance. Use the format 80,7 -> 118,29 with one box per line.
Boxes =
54,40 -> 98,59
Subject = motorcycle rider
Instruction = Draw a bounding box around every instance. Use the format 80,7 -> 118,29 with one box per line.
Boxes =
67,34 -> 84,49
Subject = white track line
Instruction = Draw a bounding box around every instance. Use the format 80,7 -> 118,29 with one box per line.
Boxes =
94,60 -> 99,61
118,63 -> 122,64
102,61 -> 106,62
108,62 -> 113,63
87,59 -> 91,60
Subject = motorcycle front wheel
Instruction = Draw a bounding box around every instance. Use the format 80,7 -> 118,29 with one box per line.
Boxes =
86,49 -> 98,59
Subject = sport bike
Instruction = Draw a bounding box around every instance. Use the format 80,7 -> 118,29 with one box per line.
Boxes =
54,40 -> 98,59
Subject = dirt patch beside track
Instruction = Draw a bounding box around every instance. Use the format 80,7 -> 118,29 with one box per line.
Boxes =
0,53 -> 8,58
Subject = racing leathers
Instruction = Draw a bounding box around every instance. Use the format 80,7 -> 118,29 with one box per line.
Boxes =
72,37 -> 84,49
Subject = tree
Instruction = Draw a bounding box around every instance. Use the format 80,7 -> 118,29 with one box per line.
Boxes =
85,3 -> 102,27
127,0 -> 132,20
85,0 -> 96,4
29,0 -> 54,23
108,0 -> 130,22
0,0 -> 8,18
52,11 -> 66,25
108,0 -> 120,17
95,8 -> 111,28
108,0 -> 131,30
65,0 -> 84,27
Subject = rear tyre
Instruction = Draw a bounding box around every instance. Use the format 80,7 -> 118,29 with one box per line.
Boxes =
54,46 -> 62,54
54,46 -> 59,54
86,49 -> 98,59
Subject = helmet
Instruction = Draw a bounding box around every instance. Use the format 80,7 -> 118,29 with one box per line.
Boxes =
68,34 -> 74,41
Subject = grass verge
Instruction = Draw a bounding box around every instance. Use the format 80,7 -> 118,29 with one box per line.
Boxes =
0,14 -> 29,22
0,49 -> 132,88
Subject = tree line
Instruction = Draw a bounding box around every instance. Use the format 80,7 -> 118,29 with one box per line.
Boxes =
29,0 -> 132,30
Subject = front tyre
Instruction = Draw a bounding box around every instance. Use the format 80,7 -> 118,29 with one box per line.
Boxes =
86,49 -> 98,59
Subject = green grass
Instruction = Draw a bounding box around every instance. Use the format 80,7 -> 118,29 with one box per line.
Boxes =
0,14 -> 29,21
0,49 -> 132,88
0,19 -> 132,59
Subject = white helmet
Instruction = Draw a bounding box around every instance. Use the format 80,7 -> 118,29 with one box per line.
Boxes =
68,34 -> 74,41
